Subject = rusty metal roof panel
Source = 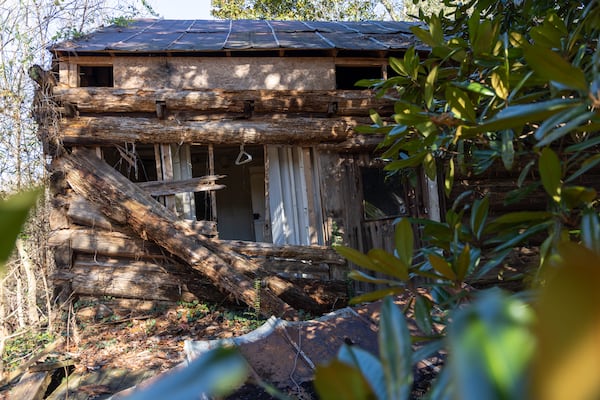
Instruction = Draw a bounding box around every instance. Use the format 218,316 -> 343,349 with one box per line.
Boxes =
50,19 -> 418,54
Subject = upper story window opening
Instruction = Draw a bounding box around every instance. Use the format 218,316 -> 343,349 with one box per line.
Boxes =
79,65 -> 113,87
335,65 -> 383,90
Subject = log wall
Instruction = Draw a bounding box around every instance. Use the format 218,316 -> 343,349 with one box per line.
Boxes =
45,60 -> 402,312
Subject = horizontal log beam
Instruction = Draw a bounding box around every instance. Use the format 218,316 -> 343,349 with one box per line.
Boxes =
54,88 -> 392,116
48,228 -> 167,259
219,239 -> 346,265
57,116 -> 356,145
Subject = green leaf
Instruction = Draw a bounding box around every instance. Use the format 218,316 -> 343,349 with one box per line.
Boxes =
424,152 -> 437,180
487,211 -> 554,227
424,65 -> 438,110
523,43 -> 588,91
429,14 -> 443,45
334,245 -> 379,271
414,295 -> 434,335
395,218 -> 414,268
539,147 -> 562,202
446,86 -> 476,122
350,287 -> 405,305
465,98 -> 582,134
379,296 -> 413,400
368,248 -> 409,281
337,345 -> 386,400
530,11 -> 568,49
428,253 -> 457,281
581,210 -> 600,255
491,71 -> 508,100
562,186 -> 597,209
534,104 -> 586,141
444,158 -> 454,198
535,111 -> 595,148
470,196 -> 489,241
126,346 -> 248,400
449,289 -> 535,400
533,243 -> 600,400
384,152 -> 427,171
500,130 -> 514,170
347,270 -> 403,286
517,160 -> 536,188
566,154 -> 600,183
369,109 -> 384,126
452,81 -> 496,97
389,56 -> 408,77
0,189 -> 40,268
315,360 -> 376,400
492,222 -> 551,252
411,26 -> 437,48
455,243 -> 471,281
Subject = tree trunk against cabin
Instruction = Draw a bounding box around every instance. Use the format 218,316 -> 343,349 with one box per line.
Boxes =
54,148 -> 330,317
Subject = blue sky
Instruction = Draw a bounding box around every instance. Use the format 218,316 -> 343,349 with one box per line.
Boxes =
147,0 -> 214,19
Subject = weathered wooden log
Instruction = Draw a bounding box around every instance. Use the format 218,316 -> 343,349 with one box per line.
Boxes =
66,261 -> 184,302
57,255 -> 348,313
57,116 -> 356,145
53,88 -> 393,116
55,148 -> 295,317
136,176 -> 226,196
220,239 -> 346,265
48,228 -> 167,259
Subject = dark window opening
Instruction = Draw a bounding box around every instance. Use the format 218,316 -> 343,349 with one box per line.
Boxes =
361,167 -> 407,220
336,66 -> 382,89
79,65 -> 113,87
102,144 -> 156,182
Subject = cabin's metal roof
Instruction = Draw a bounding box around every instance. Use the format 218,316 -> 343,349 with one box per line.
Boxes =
50,19 -> 419,54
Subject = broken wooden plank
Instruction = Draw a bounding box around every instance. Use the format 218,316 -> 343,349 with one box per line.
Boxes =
136,177 -> 226,196
67,195 -> 115,229
57,116 -> 357,146
55,148 -> 294,317
53,88 -> 393,116
8,371 -> 51,400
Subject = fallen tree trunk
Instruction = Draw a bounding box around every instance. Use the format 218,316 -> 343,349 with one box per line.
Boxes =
54,148 -> 317,317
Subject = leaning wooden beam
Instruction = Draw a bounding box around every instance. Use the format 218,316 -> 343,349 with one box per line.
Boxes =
136,176 -> 226,196
54,88 -> 393,116
54,148 -> 294,317
57,116 -> 356,145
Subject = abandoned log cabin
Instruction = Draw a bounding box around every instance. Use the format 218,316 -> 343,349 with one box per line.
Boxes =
37,19 -> 432,316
